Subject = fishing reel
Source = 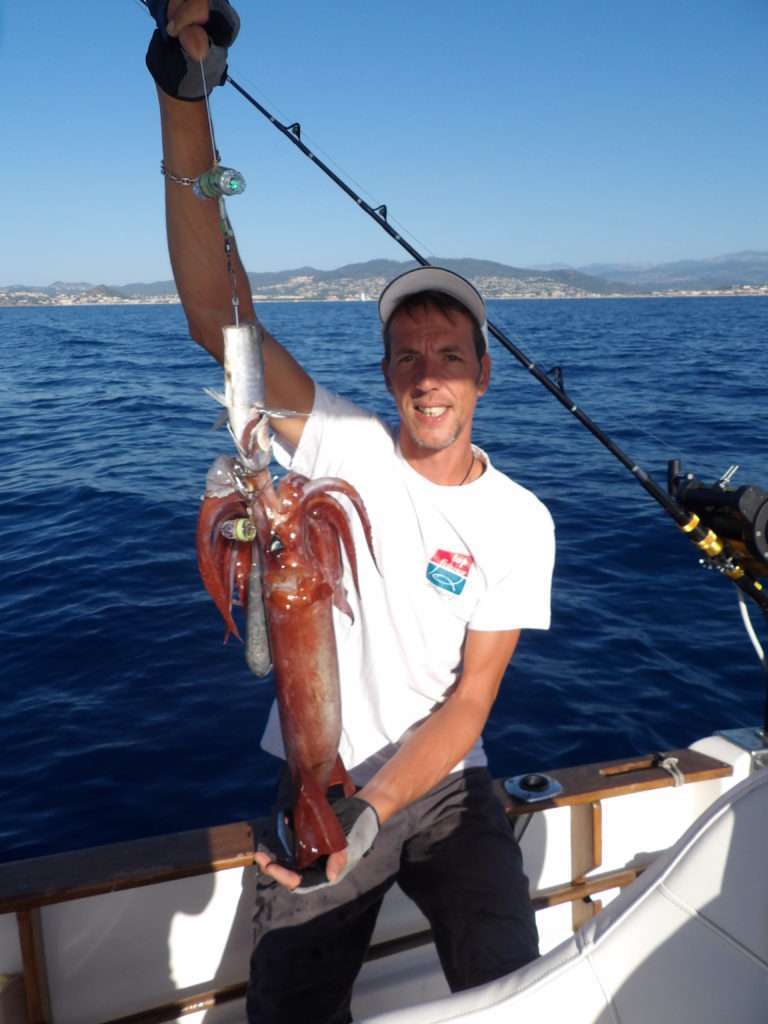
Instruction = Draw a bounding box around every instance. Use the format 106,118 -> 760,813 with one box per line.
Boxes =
668,460 -> 768,578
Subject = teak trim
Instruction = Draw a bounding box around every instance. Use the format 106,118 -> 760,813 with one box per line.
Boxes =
107,982 -> 246,1024
570,801 -> 602,929
496,746 -> 732,818
16,909 -> 51,1024
0,748 -> 729,915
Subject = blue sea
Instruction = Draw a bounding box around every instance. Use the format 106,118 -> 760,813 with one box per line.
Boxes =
1,297 -> 766,863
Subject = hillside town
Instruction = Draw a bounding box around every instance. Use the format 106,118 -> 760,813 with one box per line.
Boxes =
2,261 -> 767,308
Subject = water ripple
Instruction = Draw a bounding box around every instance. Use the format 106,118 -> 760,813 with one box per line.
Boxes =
0,298 -> 766,860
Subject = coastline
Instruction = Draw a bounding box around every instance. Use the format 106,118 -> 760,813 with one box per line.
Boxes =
2,287 -> 767,309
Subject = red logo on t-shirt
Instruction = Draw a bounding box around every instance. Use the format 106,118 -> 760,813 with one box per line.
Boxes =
426,550 -> 474,595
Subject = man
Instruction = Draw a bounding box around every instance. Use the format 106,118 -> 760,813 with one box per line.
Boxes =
146,3 -> 555,1021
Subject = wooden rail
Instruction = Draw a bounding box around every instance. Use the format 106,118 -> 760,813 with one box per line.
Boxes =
495,746 -> 732,817
0,747 -> 729,916
15,910 -> 50,1024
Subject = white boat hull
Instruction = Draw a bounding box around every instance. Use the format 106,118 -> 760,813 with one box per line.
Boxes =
0,734 -> 757,1023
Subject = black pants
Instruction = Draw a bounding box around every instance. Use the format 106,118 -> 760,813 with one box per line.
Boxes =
246,768 -> 539,1024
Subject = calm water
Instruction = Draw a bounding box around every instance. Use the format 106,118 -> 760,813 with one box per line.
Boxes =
1,297 -> 766,862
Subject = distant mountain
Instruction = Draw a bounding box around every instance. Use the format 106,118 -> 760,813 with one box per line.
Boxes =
249,260 -> 405,286
576,251 -> 768,289
3,252 -> 766,305
244,257 -> 638,299
0,258 -> 634,303
49,281 -> 105,295
1,282 -> 130,301
2,281 -> 99,296
576,262 -> 652,277
113,279 -> 177,297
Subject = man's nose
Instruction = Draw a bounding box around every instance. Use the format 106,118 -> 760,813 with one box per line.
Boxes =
413,354 -> 442,387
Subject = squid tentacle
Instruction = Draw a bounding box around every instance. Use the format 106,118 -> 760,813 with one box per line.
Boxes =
302,492 -> 361,598
306,517 -> 354,620
203,454 -> 238,499
300,477 -> 377,570
246,490 -> 273,550
196,492 -> 247,642
233,542 -> 253,608
239,413 -> 271,466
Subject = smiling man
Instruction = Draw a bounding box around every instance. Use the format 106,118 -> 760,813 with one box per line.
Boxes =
380,275 -> 490,474
249,268 -> 555,1023
146,3 -> 555,1021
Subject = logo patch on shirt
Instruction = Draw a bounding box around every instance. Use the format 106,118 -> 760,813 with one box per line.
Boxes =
426,550 -> 474,595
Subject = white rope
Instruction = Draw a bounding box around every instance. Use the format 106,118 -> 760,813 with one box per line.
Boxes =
658,756 -> 684,787
737,588 -> 767,668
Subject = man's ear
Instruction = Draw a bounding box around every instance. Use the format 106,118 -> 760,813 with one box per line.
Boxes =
476,353 -> 491,395
381,358 -> 392,391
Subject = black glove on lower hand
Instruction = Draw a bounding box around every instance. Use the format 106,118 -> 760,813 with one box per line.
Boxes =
145,0 -> 240,101
294,796 -> 380,893
269,795 -> 379,894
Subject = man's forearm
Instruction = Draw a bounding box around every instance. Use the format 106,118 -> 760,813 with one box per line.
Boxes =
156,89 -> 314,431
358,690 -> 494,825
158,90 -> 255,362
358,629 -> 521,825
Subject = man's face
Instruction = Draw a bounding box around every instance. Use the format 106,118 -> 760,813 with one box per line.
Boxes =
382,303 -> 490,459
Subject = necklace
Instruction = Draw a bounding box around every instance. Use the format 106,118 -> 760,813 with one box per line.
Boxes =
458,454 -> 475,486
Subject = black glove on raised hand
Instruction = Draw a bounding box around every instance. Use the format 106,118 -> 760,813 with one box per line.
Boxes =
145,0 -> 240,101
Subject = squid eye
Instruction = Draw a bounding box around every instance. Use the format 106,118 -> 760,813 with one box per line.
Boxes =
269,536 -> 284,555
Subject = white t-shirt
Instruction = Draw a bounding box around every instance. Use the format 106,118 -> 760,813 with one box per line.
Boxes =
261,385 -> 555,785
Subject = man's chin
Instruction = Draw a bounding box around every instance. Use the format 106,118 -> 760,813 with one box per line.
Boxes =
406,429 -> 459,454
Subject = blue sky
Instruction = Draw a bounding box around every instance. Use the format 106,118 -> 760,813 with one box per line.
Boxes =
2,0 -> 766,285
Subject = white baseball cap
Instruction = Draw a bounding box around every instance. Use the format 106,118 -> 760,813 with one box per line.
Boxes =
378,266 -> 488,353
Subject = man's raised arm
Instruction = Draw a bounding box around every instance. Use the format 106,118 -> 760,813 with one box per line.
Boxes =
150,1 -> 314,444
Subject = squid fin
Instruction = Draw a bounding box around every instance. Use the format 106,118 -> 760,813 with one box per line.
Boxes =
293,774 -> 347,870
329,754 -> 356,798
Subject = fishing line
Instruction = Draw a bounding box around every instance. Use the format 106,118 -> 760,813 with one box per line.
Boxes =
197,58 -> 243,326
738,591 -> 766,668
226,68 -> 439,263
200,61 -> 219,166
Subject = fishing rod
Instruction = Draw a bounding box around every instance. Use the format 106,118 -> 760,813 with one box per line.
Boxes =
224,74 -> 768,618
134,3 -> 767,615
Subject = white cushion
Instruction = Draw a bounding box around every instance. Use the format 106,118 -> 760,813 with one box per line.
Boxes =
360,768 -> 768,1023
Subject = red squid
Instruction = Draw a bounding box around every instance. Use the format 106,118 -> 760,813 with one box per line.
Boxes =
259,472 -> 376,867
195,324 -> 376,868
